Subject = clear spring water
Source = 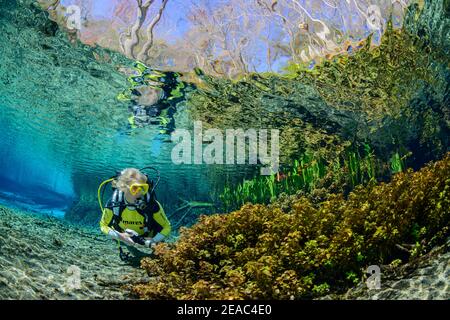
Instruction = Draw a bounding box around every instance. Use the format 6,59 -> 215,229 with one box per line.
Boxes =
0,1 -> 254,222
0,95 -> 249,219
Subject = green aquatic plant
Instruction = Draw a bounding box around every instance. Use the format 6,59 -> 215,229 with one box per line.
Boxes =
219,152 -> 326,211
390,152 -> 404,174
312,283 -> 330,295
345,272 -> 359,285
363,144 -> 376,180
219,144 -> 397,211
344,144 -> 381,188
132,153 -> 450,300
267,175 -> 276,201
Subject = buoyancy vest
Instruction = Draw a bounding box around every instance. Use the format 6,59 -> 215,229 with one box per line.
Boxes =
105,190 -> 163,237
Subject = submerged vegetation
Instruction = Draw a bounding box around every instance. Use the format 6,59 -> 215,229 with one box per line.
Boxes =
219,145 -> 410,211
132,154 -> 450,299
129,0 -> 450,300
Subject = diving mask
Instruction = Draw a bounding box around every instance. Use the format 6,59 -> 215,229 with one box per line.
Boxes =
129,183 -> 149,196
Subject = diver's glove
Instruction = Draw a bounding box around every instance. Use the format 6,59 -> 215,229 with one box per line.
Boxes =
109,229 -> 136,246
151,233 -> 166,243
142,233 -> 166,249
120,230 -> 166,248
125,229 -> 154,248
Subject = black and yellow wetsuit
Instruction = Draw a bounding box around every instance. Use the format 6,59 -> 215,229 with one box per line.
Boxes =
100,200 -> 171,239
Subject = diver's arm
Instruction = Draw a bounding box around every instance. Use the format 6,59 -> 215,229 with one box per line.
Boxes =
150,232 -> 166,243
99,208 -> 114,235
100,208 -> 135,244
150,202 -> 172,243
107,229 -> 120,240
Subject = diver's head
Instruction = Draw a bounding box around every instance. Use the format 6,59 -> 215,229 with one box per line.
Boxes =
113,168 -> 149,204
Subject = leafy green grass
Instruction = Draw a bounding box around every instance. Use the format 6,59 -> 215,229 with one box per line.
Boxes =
219,145 -> 409,211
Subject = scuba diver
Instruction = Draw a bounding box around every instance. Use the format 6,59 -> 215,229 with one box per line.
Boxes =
98,167 -> 171,262
117,61 -> 187,134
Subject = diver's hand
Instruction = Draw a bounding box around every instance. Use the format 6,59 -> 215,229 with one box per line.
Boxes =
118,232 -> 135,246
144,238 -> 157,248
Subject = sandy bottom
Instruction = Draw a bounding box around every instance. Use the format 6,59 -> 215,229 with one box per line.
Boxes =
2,204 -> 448,300
0,206 -> 151,300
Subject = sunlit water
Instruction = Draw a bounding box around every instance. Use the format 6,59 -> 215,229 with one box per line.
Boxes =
0,94 -> 255,219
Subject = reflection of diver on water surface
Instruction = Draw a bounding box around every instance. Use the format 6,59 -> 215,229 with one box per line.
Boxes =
118,61 -> 188,135
127,101 -> 177,134
97,167 -> 171,265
